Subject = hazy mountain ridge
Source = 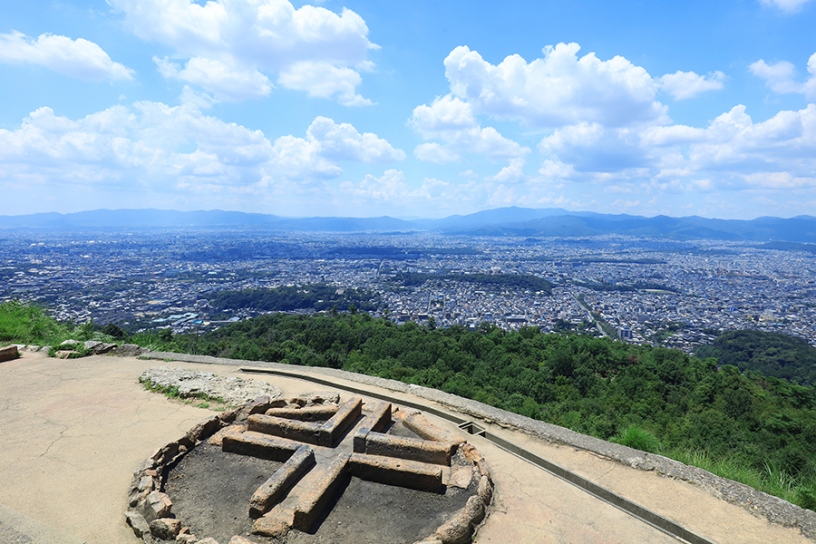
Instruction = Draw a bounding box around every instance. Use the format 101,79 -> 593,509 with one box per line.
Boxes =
2,207 -> 816,242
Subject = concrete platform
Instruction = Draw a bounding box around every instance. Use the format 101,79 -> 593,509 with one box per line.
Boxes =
0,351 -> 813,544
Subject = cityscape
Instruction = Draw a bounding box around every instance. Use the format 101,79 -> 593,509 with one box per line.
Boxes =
3,228 -> 814,354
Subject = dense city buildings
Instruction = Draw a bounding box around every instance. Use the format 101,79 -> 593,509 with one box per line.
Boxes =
2,229 -> 815,353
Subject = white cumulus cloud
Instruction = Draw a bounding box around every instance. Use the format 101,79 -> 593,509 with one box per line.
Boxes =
750,53 -> 816,99
0,30 -> 133,81
106,0 -> 377,105
155,56 -> 272,102
0,104 -> 404,193
658,70 -> 726,100
410,95 -> 529,162
443,43 -> 667,128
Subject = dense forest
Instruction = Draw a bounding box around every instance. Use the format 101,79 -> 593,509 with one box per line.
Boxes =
136,312 -> 816,510
390,272 -> 552,294
696,330 -> 816,386
208,284 -> 381,313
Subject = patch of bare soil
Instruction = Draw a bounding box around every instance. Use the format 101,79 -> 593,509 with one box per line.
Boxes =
285,475 -> 476,544
165,443 -> 282,543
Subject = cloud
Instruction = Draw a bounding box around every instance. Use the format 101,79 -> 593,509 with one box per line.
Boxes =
443,43 -> 668,128
658,71 -> 726,100
305,116 -> 405,163
107,0 -> 377,104
0,30 -> 133,81
155,56 -> 272,101
750,53 -> 816,99
278,61 -> 372,106
759,0 -> 814,13
410,95 -> 529,162
486,158 -> 526,183
0,104 -> 403,193
535,103 -> 816,191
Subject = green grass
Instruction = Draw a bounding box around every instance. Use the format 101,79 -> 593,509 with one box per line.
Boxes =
665,448 -> 816,510
0,300 -> 70,346
0,300 -> 113,352
610,424 -> 661,453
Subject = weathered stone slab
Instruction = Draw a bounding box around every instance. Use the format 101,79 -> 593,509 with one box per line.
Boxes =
400,412 -> 466,446
352,400 -> 392,453
222,430 -> 302,462
349,453 -> 444,493
249,445 -> 315,518
265,404 -> 339,421
363,431 -> 454,466
292,453 -> 351,532
0,345 -> 19,363
320,396 -> 362,447
247,413 -> 323,445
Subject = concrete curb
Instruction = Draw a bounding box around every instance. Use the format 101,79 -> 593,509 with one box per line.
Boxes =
139,350 -> 816,540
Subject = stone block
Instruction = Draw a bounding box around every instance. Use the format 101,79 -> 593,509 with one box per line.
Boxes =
252,514 -> 291,538
222,430 -> 301,462
349,453 -> 444,493
364,432 -> 454,466
265,404 -> 339,421
186,415 -> 222,444
292,453 -> 350,532
320,396 -> 362,446
249,445 -> 315,518
142,491 -> 172,522
125,510 -> 151,538
0,345 -> 19,362
477,475 -> 493,505
247,414 -> 323,445
149,518 -> 181,540
403,413 -> 467,446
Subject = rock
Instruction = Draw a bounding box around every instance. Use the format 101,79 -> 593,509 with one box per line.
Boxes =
477,475 -> 493,505
229,537 -> 256,544
116,343 -> 147,357
125,510 -> 151,538
84,340 -> 116,354
149,518 -> 181,540
464,495 -> 486,525
142,490 -> 172,522
0,345 -> 19,363
60,339 -> 79,347
55,350 -> 77,359
197,538 -> 220,544
176,534 -> 197,543
448,466 -> 473,489
139,367 -> 282,406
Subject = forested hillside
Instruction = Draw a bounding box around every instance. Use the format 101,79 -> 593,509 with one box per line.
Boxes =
696,330 -> 816,386
137,312 -> 816,510
209,284 -> 382,313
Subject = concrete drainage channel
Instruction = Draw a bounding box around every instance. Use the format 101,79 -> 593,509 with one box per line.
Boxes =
126,388 -> 493,544
240,366 -> 714,544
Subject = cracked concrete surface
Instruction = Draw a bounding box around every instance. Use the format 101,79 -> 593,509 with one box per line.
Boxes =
1,351 -> 813,544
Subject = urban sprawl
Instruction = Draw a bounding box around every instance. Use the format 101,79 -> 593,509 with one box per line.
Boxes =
2,230 -> 815,353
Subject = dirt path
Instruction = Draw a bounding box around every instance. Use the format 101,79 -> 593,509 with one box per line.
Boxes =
0,352 -> 812,544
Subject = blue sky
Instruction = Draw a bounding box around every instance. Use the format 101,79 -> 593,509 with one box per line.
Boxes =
1,0 -> 815,219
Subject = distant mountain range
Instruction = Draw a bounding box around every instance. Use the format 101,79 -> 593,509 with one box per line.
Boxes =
2,207 -> 816,242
